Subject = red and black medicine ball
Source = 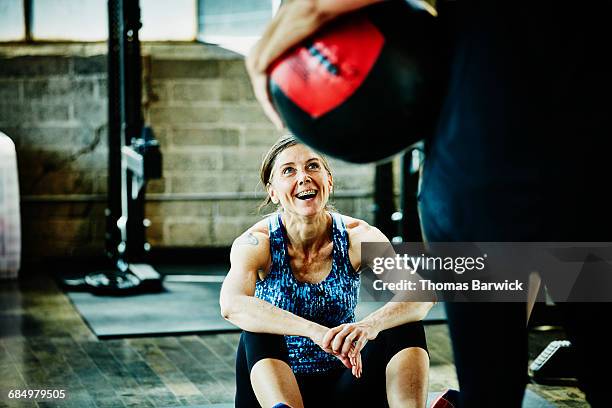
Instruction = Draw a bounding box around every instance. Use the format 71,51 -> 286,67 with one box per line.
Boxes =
268,0 -> 448,163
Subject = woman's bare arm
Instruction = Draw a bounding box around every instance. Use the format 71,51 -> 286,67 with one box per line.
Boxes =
219,230 -> 327,339
220,229 -> 360,372
323,219 -> 435,357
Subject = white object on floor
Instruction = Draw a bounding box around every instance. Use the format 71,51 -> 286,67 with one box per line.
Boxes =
0,131 -> 21,279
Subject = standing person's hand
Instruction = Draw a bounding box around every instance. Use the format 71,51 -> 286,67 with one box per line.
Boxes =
245,55 -> 284,130
245,0 -> 384,130
244,0 -> 327,131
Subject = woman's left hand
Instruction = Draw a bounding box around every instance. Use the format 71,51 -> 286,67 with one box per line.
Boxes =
349,349 -> 362,378
322,321 -> 379,359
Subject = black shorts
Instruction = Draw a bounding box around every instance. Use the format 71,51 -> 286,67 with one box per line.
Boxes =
235,321 -> 428,407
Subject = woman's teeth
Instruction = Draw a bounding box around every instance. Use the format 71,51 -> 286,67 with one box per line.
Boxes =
296,190 -> 317,199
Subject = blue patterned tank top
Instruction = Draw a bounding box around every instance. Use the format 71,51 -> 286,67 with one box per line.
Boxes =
254,212 -> 360,374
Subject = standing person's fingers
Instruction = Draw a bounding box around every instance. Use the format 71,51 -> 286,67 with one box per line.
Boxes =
247,68 -> 284,130
244,0 -> 337,131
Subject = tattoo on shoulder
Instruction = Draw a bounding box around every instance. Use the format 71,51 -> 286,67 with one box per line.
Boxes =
237,232 -> 259,246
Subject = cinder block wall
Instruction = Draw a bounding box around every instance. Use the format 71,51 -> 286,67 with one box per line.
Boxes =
0,43 -> 375,260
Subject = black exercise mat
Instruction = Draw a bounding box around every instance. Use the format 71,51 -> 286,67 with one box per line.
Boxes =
162,389 -> 553,408
66,263 -> 445,338
67,281 -> 235,338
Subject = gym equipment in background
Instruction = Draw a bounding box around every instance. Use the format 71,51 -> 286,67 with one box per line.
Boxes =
373,161 -> 396,239
268,0 -> 447,163
393,143 -> 424,243
62,0 -> 162,295
529,340 -> 578,385
0,132 -> 21,280
527,286 -> 578,386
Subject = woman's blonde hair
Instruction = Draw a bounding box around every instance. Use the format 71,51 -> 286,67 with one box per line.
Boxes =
258,135 -> 335,212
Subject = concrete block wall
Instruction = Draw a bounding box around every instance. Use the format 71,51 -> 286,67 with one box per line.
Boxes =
0,43 -> 376,260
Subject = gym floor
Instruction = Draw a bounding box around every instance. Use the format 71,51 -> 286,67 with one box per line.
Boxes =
0,272 -> 588,408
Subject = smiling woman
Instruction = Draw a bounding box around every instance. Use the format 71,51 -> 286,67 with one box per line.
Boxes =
258,135 -> 335,214
219,134 -> 434,407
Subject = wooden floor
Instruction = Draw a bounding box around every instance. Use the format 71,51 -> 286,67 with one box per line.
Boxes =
0,273 -> 589,407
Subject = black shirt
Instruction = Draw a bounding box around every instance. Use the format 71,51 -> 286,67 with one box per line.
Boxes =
419,1 -> 612,241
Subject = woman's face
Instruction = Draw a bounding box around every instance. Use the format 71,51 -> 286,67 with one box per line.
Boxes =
268,144 -> 333,217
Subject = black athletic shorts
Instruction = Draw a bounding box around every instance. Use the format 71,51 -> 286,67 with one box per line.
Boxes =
235,321 -> 428,407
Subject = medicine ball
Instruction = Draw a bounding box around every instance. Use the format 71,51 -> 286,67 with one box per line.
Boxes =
268,0 -> 448,163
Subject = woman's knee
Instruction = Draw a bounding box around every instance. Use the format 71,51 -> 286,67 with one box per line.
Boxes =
251,357 -> 294,379
250,358 -> 304,408
386,346 -> 430,374
385,347 -> 429,408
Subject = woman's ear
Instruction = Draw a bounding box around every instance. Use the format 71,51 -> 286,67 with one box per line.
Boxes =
268,184 -> 279,204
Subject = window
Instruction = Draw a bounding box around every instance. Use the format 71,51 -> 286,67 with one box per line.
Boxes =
140,0 -> 197,41
0,0 -> 277,51
33,0 -> 107,41
0,0 -> 26,41
197,0 -> 279,54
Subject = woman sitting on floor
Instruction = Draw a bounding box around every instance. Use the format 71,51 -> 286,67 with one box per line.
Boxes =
220,135 -> 434,408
